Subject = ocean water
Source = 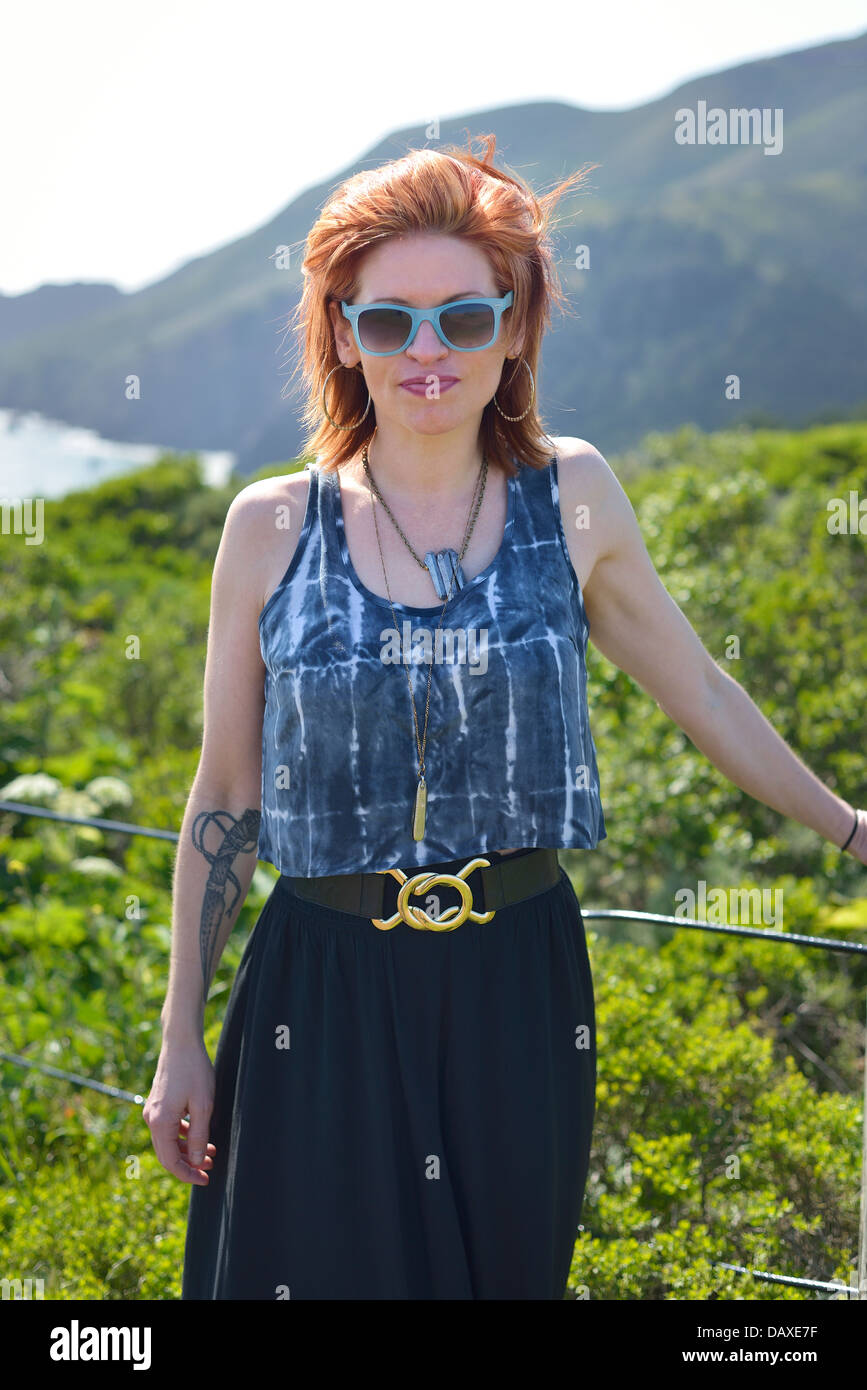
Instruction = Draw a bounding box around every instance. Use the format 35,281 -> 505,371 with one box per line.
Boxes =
0,408 -> 235,499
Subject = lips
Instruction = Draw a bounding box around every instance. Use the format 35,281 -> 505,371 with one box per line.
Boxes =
401,376 -> 458,386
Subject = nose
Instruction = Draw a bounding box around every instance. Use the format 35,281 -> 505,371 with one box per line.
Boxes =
407,318 -> 448,357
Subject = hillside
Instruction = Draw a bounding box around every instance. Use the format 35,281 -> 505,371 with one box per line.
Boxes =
0,31 -> 865,469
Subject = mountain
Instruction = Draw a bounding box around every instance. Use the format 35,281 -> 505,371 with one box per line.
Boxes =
1,29 -> 865,470
0,282 -> 122,347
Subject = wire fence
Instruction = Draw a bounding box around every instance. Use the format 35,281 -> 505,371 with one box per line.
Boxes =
1,798 -> 864,1299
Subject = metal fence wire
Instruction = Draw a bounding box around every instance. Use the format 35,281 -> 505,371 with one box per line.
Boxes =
1,798 -> 865,1299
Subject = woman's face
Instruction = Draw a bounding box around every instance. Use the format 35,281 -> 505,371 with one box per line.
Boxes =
329,232 -> 522,439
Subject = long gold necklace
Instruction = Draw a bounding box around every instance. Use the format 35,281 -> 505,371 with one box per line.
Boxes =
362,438 -> 488,840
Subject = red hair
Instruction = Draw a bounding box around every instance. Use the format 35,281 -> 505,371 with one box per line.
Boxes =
282,132 -> 597,476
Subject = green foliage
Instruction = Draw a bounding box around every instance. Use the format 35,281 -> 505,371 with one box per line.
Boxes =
1,428 -> 865,1300
0,1120 -> 189,1300
567,931 -> 861,1299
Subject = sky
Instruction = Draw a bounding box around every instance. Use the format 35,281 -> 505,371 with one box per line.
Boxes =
1,0 -> 864,297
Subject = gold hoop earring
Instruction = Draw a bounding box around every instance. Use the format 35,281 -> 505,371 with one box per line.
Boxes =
493,358 -> 535,422
322,362 -> 372,430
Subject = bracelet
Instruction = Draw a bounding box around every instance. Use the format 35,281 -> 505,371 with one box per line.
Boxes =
840,807 -> 860,852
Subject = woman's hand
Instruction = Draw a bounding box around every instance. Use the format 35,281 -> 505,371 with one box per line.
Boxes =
143,1038 -> 216,1184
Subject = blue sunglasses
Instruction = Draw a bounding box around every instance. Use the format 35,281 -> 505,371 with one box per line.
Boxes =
340,291 -> 514,356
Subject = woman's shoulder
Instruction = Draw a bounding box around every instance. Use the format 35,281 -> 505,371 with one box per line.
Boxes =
221,465 -> 316,614
549,435 -> 610,477
232,461 -> 313,506
548,435 -> 621,509
545,438 -> 624,594
227,464 -> 314,534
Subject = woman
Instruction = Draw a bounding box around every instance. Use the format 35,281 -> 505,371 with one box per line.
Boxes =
144,134 -> 867,1300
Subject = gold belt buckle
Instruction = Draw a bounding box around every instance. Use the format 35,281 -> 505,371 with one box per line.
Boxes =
372,856 -> 496,932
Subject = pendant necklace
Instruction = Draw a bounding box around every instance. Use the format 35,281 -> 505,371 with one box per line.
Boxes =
362,437 -> 488,840
363,443 -> 486,602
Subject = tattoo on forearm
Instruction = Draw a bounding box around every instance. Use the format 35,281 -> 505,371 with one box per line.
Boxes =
191,807 -> 261,991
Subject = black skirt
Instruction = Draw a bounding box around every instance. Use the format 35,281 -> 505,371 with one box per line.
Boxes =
181,850 -> 596,1300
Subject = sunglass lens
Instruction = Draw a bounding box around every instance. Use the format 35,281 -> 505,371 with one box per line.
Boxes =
440,302 -> 495,348
357,307 -> 412,353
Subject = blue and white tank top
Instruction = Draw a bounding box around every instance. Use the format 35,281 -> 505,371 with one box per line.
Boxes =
257,453 -> 607,876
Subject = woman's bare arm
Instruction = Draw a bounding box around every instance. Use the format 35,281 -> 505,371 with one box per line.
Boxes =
557,443 -> 860,855
159,484 -> 273,1043
144,476 -> 304,1181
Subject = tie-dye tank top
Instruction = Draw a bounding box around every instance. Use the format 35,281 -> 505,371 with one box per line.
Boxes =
256,453 -> 607,877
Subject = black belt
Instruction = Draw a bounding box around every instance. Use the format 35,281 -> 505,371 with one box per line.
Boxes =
285,848 -> 561,931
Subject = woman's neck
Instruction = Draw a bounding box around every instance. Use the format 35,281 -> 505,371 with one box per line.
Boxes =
357,427 -> 484,506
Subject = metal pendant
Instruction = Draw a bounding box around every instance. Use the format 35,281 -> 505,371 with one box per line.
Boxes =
412,777 -> 427,840
424,548 -> 466,600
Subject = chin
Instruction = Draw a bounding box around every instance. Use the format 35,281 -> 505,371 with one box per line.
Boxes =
403,414 -> 469,437
397,395 -> 481,431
